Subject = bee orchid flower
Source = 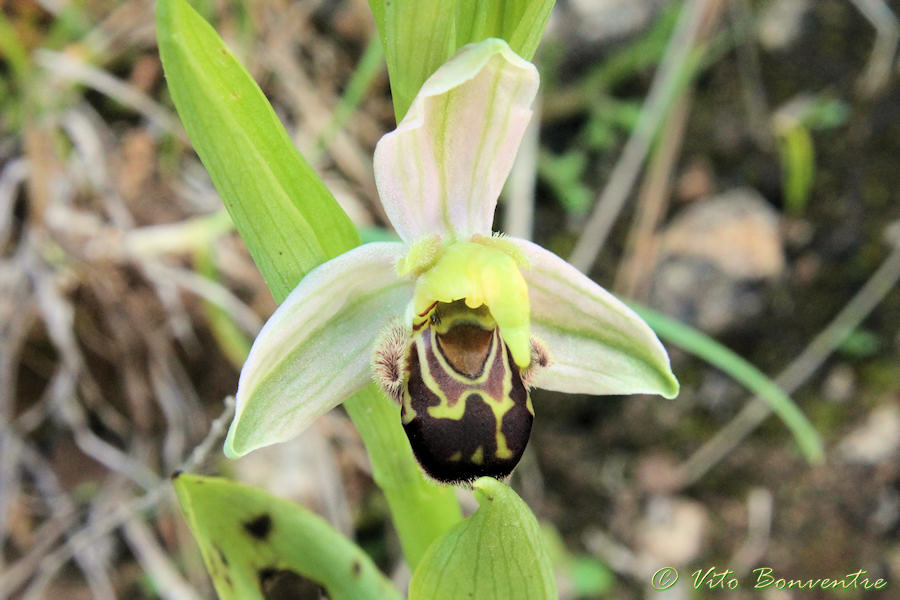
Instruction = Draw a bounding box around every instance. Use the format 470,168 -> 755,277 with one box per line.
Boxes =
224,39 -> 678,484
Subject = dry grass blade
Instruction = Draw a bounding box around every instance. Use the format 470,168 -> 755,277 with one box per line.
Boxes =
613,92 -> 692,299
568,0 -> 719,273
679,239 -> 900,486
850,0 -> 899,97
4,399 -> 235,598
36,50 -> 187,142
123,517 -> 201,600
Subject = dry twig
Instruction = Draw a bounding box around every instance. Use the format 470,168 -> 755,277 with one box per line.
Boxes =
568,0 -> 720,274
678,238 -> 900,485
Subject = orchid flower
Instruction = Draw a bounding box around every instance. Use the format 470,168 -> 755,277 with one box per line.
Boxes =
224,39 -> 678,484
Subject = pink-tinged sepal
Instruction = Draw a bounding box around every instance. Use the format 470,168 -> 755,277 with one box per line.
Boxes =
374,39 -> 539,243
226,242 -> 411,458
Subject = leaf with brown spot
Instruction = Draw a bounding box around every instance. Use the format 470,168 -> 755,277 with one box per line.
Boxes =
243,514 -> 272,540
173,474 -> 401,600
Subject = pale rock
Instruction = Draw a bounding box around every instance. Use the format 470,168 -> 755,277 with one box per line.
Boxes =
552,0 -> 670,45
651,188 -> 785,333
758,0 -> 812,51
660,188 -> 784,279
822,363 -> 856,404
636,496 -> 708,566
837,403 -> 900,465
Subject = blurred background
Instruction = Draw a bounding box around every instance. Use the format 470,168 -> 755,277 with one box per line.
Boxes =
1,0 -> 899,598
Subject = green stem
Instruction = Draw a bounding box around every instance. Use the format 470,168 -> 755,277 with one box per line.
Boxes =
344,386 -> 462,568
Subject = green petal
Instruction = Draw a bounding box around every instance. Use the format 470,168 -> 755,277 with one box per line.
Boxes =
514,239 -> 679,398
409,477 -> 557,600
374,38 -> 538,243
226,243 -> 411,458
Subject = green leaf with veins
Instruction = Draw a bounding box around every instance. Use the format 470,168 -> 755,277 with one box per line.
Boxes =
409,477 -> 557,600
173,474 -> 403,600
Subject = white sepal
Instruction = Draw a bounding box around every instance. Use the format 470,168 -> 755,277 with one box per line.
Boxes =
513,239 -> 679,398
225,242 -> 412,457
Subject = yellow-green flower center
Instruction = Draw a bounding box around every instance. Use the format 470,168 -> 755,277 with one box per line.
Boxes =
400,237 -> 531,368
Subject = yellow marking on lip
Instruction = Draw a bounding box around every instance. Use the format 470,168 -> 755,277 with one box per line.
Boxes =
400,399 -> 417,424
491,343 -> 516,459
420,322 -> 519,459
405,300 -> 527,464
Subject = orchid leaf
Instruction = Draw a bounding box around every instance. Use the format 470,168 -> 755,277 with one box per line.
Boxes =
156,0 -> 359,302
372,0 -> 455,123
409,477 -> 557,600
451,0 -> 555,65
173,474 -> 402,600
368,0 -> 555,121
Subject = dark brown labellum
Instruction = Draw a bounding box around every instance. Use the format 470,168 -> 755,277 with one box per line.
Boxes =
399,302 -> 534,484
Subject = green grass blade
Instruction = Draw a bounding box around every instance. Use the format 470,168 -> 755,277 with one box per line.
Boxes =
173,474 -> 403,600
156,0 -> 359,303
630,303 -> 824,463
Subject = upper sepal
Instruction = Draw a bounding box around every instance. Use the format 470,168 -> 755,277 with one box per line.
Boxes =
513,239 -> 679,399
225,242 -> 411,458
374,38 -> 539,243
